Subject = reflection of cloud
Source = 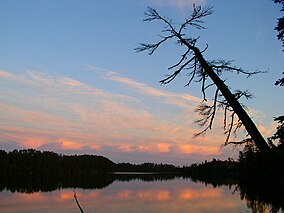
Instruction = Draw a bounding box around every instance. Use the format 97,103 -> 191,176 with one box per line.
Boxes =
59,192 -> 73,201
136,190 -> 171,201
117,190 -> 132,199
0,181 -> 243,213
157,190 -> 170,201
179,188 -> 222,200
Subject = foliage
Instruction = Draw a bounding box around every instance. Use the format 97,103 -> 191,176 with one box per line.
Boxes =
116,162 -> 178,172
268,116 -> 284,148
274,0 -> 284,50
273,0 -> 284,86
0,149 -> 116,177
0,149 -> 179,178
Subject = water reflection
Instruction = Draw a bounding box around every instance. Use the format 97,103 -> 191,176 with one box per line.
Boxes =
0,174 -> 283,212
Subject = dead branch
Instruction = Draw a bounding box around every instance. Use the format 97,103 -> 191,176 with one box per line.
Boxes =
136,5 -> 270,151
73,190 -> 85,213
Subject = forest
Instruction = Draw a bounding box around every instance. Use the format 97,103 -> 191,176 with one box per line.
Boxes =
0,149 -> 180,176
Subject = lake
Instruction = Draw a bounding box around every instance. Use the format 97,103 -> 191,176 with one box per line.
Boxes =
0,174 -> 282,213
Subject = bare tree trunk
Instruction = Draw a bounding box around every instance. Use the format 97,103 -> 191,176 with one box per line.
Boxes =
137,6 -> 272,153
192,46 -> 270,152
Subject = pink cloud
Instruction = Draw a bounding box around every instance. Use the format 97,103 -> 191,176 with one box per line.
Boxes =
178,144 -> 220,155
0,69 -> 246,163
103,70 -> 201,105
156,143 -> 171,153
58,138 -> 84,150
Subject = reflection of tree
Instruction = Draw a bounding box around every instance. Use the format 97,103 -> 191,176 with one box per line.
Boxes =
0,149 -> 182,193
238,177 -> 284,213
184,158 -> 284,212
0,173 -> 182,194
188,173 -> 283,211
0,173 -> 115,194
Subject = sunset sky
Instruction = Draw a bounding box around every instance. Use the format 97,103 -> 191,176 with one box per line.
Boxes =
0,0 -> 283,165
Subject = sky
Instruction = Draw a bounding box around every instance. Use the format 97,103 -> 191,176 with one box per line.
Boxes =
0,0 -> 283,166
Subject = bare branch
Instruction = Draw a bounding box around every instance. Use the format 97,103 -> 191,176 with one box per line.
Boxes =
225,112 -> 235,143
201,73 -> 207,101
178,5 -> 214,34
144,7 -> 177,35
135,35 -> 174,55
209,88 -> 220,129
225,138 -> 254,146
143,7 -> 162,22
160,56 -> 196,84
168,49 -> 191,70
136,6 -> 271,152
209,60 -> 267,77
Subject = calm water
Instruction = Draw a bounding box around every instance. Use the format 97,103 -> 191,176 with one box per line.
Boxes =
0,174 -> 282,213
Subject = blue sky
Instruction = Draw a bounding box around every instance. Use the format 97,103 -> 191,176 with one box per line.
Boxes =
0,0 -> 283,165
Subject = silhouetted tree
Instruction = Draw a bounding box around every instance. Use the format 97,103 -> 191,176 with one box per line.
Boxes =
273,0 -> 284,86
136,5 -> 270,152
274,0 -> 284,50
268,116 -> 284,148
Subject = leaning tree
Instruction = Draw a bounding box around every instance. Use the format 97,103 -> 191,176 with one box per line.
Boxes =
135,5 -> 271,152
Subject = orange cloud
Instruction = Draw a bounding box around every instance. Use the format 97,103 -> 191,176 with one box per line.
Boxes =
0,69 -> 246,163
178,144 -> 220,155
156,143 -> 170,153
138,145 -> 151,152
59,139 -> 84,150
118,144 -> 133,153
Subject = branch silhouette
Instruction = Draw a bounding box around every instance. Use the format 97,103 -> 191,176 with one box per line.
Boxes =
73,190 -> 85,213
136,5 -> 270,152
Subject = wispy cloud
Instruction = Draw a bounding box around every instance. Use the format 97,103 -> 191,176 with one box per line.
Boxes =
0,69 -> 234,164
91,67 -> 201,107
151,0 -> 207,10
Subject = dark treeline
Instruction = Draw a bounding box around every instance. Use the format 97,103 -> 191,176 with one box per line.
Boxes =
0,149 -> 116,176
0,149 -> 181,193
182,158 -> 239,188
116,162 -> 178,172
0,149 -> 179,176
1,149 -> 284,211
182,150 -> 284,212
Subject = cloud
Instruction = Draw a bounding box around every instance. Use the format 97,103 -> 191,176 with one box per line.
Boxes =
58,138 -> 84,150
156,143 -> 171,153
152,0 -> 207,10
94,68 -> 202,108
0,69 -> 238,164
178,144 -> 220,155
